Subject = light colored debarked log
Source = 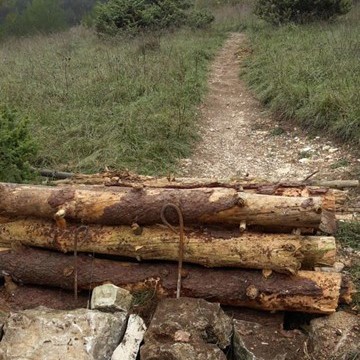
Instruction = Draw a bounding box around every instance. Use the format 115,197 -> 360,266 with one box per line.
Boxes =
0,218 -> 336,274
49,170 -> 359,189
0,247 -> 353,314
0,183 -> 336,233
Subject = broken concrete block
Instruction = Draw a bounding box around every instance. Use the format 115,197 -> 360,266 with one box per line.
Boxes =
111,314 -> 146,360
91,283 -> 133,312
0,307 -> 127,360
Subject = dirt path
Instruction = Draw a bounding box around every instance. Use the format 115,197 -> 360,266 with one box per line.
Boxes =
181,33 -> 359,181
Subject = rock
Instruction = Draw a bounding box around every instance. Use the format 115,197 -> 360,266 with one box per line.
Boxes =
314,262 -> 344,273
299,158 -> 310,164
0,311 -> 7,340
0,307 -> 127,360
333,262 -> 345,272
140,297 -> 232,360
179,158 -> 192,167
111,314 -> 146,360
300,147 -> 312,153
308,311 -> 360,360
91,284 -> 133,313
232,315 -> 307,360
276,166 -> 292,176
329,148 -> 339,153
322,145 -> 331,151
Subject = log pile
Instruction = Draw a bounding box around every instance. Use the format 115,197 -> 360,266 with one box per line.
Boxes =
0,174 -> 357,314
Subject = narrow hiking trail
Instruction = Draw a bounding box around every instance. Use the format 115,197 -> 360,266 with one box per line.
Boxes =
181,33 -> 359,181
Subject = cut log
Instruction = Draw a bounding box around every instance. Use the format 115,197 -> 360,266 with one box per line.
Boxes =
49,171 -> 359,189
0,183 -> 335,233
0,218 -> 336,274
0,247 -> 352,314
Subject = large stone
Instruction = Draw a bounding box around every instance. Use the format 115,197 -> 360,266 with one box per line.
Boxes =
91,284 -> 133,313
308,311 -> 360,360
111,314 -> 146,360
0,311 -> 7,340
0,307 -> 127,360
140,297 -> 232,360
230,309 -> 307,360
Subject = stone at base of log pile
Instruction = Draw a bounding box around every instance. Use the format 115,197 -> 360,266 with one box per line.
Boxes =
112,314 -> 147,360
307,311 -> 360,360
0,248 -> 353,314
140,297 -> 233,360
91,283 -> 133,312
0,308 -> 127,360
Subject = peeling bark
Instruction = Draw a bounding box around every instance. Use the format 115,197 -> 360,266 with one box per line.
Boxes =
0,247 -> 352,314
0,183 -> 335,233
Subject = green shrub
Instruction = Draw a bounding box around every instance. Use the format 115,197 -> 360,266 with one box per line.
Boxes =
94,0 -> 213,35
255,0 -> 352,24
0,106 -> 37,182
186,9 -> 215,28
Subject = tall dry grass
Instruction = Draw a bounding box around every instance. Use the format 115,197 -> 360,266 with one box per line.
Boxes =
0,26 -> 224,174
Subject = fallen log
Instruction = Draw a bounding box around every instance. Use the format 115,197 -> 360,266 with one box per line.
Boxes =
0,183 -> 335,233
0,247 -> 352,314
0,218 -> 336,274
49,171 -> 359,190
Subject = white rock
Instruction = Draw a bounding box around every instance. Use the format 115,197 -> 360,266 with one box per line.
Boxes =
276,166 -> 292,176
111,314 -> 147,360
328,147 -> 339,153
333,262 -> 345,272
322,145 -> 331,151
301,147 -> 312,152
0,308 -> 127,360
91,284 -> 133,313
299,158 -> 310,164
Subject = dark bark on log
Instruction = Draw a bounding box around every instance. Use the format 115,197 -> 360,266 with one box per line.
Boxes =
0,247 -> 352,314
0,218 -> 336,274
0,183 -> 335,233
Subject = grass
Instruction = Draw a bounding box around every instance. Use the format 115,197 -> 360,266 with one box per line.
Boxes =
242,3 -> 360,148
337,221 -> 360,251
337,220 -> 360,311
0,26 -> 224,175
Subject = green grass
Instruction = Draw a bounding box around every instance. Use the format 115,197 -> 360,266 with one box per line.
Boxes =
337,221 -> 360,250
0,27 -> 224,175
242,4 -> 360,147
337,220 -> 360,311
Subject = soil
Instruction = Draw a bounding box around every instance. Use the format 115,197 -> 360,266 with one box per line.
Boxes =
180,33 -> 359,183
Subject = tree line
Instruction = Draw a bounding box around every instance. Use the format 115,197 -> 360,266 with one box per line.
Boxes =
0,0 -> 99,37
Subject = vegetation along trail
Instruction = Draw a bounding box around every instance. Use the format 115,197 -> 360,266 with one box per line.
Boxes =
181,32 -> 359,181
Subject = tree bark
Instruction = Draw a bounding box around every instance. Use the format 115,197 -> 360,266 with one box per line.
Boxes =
50,171 -> 359,189
0,218 -> 336,274
0,247 -> 352,314
0,183 -> 335,233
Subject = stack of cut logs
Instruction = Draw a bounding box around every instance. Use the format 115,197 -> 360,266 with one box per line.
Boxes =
0,172 -> 357,314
